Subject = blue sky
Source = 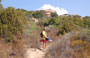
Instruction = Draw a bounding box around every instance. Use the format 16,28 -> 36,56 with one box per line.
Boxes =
1,0 -> 90,16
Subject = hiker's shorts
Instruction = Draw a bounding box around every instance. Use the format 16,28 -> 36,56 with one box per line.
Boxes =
40,40 -> 47,43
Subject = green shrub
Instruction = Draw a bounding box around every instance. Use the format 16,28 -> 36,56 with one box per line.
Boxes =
24,21 -> 39,36
78,29 -> 90,42
32,11 -> 44,18
44,16 -> 90,35
0,7 -> 28,42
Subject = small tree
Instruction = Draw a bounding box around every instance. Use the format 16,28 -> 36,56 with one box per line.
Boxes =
32,11 -> 44,18
51,12 -> 58,17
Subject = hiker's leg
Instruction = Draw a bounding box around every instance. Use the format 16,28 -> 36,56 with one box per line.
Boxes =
41,40 -> 45,49
43,43 -> 46,48
42,40 -> 46,49
44,40 -> 47,48
45,43 -> 46,48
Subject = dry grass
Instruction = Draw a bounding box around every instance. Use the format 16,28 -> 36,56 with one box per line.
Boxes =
0,36 -> 27,58
45,32 -> 86,58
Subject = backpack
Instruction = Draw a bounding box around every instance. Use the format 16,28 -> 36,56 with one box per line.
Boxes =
40,32 -> 43,38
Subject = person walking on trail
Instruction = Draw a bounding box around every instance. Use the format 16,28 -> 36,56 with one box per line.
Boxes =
40,27 -> 52,49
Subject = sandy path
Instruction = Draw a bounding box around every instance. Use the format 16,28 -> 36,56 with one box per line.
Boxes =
25,48 -> 46,58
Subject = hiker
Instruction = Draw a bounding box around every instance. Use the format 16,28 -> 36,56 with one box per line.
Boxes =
40,27 -> 52,49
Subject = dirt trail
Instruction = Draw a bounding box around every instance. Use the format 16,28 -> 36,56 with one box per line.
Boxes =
25,32 -> 77,58
25,48 -> 46,58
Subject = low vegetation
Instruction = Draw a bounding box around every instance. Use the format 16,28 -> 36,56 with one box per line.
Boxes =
70,29 -> 90,58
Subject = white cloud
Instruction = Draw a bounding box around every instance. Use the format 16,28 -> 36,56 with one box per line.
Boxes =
37,4 -> 68,16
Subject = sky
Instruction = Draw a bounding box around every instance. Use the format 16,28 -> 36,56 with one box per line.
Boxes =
1,0 -> 90,16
